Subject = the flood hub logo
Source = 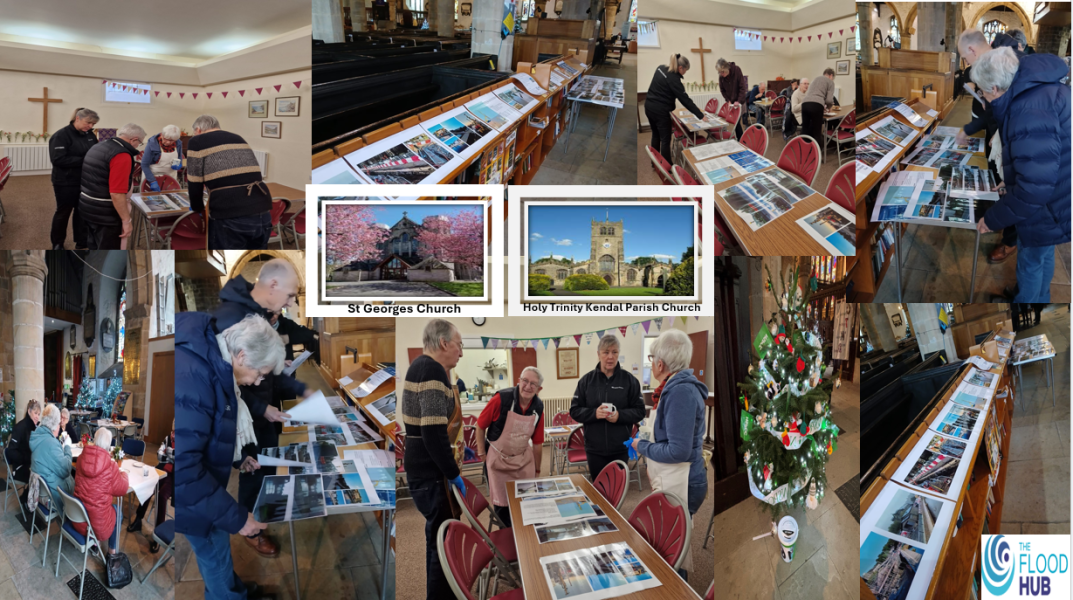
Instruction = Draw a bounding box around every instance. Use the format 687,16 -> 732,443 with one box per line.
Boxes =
983,535 -> 1070,598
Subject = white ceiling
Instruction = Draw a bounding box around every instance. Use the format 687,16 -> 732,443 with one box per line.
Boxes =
0,0 -> 310,62
702,0 -> 826,12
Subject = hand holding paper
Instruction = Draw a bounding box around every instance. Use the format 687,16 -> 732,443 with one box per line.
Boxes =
285,390 -> 343,426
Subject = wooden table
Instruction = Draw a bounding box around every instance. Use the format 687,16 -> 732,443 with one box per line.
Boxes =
753,98 -> 775,133
682,145 -> 841,256
267,182 -> 306,218
671,108 -> 729,148
507,473 -> 702,600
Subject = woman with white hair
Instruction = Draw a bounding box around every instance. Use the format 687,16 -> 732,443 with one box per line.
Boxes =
632,329 -> 708,579
29,404 -> 75,511
176,312 -> 285,598
140,124 -> 184,190
72,427 -> 129,555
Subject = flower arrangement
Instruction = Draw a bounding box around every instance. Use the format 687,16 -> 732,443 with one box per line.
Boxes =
0,131 -> 51,142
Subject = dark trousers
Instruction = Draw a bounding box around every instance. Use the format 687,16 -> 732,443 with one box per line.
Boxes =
800,102 -> 825,144
134,467 -> 172,527
586,449 -> 630,481
85,220 -> 123,250
51,185 -> 86,248
208,212 -> 271,250
410,475 -> 454,600
1002,225 -> 1017,248
783,111 -> 799,137
493,504 -> 511,528
734,108 -> 746,140
646,106 -> 673,165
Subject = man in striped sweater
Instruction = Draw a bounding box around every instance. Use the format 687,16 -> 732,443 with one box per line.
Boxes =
186,115 -> 273,249
401,319 -> 465,600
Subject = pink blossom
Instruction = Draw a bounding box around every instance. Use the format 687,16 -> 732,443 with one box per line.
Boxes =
324,205 -> 389,266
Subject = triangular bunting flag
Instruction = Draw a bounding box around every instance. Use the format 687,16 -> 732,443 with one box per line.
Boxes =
239,90 -> 245,97
839,29 -> 843,35
481,336 -> 489,348
642,321 -> 651,334
273,84 -> 282,92
574,335 -> 582,346
655,318 -> 663,331
780,37 -> 784,43
596,331 -> 604,340
179,93 -> 185,98
694,316 -> 700,320
101,80 -> 107,84
553,338 -> 562,348
256,87 -> 263,95
631,323 -> 639,335
154,91 -> 160,97
828,32 -> 833,38
541,339 -> 549,349
122,86 -> 127,91
206,92 -> 212,99
167,92 -> 172,98
490,339 -> 499,349
293,81 -> 302,89
763,36 -> 767,41
797,37 -> 802,43
808,36 -> 812,42
619,326 -> 628,337
850,26 -> 855,33
193,93 -> 198,99
680,316 -> 688,325
511,340 -> 518,348
222,91 -> 228,98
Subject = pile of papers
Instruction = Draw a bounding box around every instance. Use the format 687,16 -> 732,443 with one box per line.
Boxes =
855,129 -> 900,173
539,542 -> 661,600
717,168 -> 814,231
871,170 -> 979,228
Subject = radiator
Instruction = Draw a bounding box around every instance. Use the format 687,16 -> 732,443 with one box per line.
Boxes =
7,145 -> 51,171
252,150 -> 268,177
542,396 -> 573,428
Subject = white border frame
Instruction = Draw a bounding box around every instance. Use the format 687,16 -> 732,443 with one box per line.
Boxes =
509,185 -> 715,317
891,429 -> 972,503
523,200 -> 699,302
304,184 -> 505,318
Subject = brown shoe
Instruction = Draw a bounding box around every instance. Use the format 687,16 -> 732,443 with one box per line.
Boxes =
988,244 -> 1016,264
244,534 -> 279,557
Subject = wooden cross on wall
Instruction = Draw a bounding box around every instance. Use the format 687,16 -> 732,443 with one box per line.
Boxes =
28,87 -> 63,135
691,38 -> 712,82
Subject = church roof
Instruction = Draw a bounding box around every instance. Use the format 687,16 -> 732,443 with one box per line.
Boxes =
410,257 -> 453,270
374,253 -> 414,270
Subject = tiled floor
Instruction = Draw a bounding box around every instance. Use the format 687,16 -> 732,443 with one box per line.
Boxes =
708,362 -> 861,600
1001,305 -> 1071,534
531,53 -> 638,186
0,441 -> 174,600
873,97 -> 1072,302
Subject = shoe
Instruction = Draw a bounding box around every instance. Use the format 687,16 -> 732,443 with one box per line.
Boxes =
244,534 -> 279,557
148,540 -> 159,554
52,244 -> 63,250
988,244 -> 1016,264
126,518 -> 142,533
1003,285 -> 1017,300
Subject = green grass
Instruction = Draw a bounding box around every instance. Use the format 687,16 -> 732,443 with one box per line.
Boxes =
571,287 -> 665,296
426,282 -> 485,296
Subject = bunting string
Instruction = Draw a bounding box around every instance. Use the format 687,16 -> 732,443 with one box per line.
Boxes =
732,27 -> 857,45
100,79 -> 306,99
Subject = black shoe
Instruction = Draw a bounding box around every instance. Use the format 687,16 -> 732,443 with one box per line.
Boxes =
126,519 -> 142,534
148,540 -> 159,554
52,244 -> 63,250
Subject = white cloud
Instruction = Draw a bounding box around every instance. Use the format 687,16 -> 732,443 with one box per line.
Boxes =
626,256 -> 639,262
529,232 -> 544,240
552,238 -> 573,246
651,254 -> 675,260
551,254 -> 568,260
623,229 -> 632,234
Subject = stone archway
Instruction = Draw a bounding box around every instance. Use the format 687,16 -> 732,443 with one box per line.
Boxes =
603,275 -> 613,286
967,2 -> 1034,44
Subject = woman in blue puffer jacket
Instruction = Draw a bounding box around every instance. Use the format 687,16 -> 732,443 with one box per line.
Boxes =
973,46 -> 1071,302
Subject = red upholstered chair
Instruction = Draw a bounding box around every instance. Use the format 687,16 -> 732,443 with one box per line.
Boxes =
550,412 -> 575,474
164,211 -> 206,250
825,109 -> 856,165
450,478 -> 521,588
776,135 -> 822,188
645,146 -> 675,185
768,96 -> 788,131
704,580 -> 715,600
825,161 -> 857,212
713,239 -> 725,257
287,208 -> 306,250
669,117 -> 695,164
462,415 -> 478,426
593,460 -> 629,511
461,425 -> 485,484
267,197 -> 292,249
437,520 -> 523,600
394,432 -> 408,498
704,98 -> 719,114
627,491 -> 692,570
716,104 -> 742,140
740,124 -> 769,156
565,427 -> 588,475
671,165 -> 699,186
765,90 -> 777,99
139,174 -> 182,193
716,102 -> 731,120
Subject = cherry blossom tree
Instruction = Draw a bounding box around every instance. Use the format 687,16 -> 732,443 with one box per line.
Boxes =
324,205 -> 389,267
417,208 -> 484,268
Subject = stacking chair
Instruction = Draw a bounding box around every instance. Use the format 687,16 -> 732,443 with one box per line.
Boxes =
76,422 -> 92,442
714,104 -> 742,140
825,109 -> 856,165
55,488 -> 107,600
740,124 -> 769,156
713,239 -> 726,256
645,146 -> 675,185
122,438 -> 145,461
550,412 -> 575,475
394,432 -> 409,499
669,117 -> 696,165
131,418 -> 145,440
122,424 -> 138,441
138,174 -> 181,194
705,580 -> 715,600
776,135 -> 822,187
592,460 -> 629,511
825,162 -> 857,212
768,96 -> 788,131
625,424 -> 644,492
438,519 -> 523,600
287,208 -> 306,250
627,491 -> 692,570
671,165 -> 699,186
765,90 -> 777,99
164,211 -> 207,250
3,450 -> 27,520
564,427 -> 588,475
462,414 -> 478,427
450,477 -> 521,588
140,519 -> 176,583
461,425 -> 485,485
703,98 -> 719,114
29,475 -> 61,567
267,198 -> 292,249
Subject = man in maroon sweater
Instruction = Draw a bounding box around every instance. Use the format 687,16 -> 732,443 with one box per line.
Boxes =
717,58 -> 749,138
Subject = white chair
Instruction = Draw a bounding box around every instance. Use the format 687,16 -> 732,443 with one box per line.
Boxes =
29,475 -> 62,568
3,450 -> 27,520
55,487 -> 107,600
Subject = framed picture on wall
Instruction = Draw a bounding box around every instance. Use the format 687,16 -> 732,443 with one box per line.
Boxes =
65,352 -> 71,380
836,60 -> 850,75
557,347 -> 579,380
262,121 -> 282,139
827,41 -> 842,59
846,38 -> 857,55
249,100 -> 268,118
275,96 -> 300,117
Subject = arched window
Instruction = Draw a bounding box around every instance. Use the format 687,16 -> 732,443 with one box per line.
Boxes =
599,255 -> 615,272
557,269 -> 568,279
608,228 -> 614,235
627,269 -> 636,282
536,269 -> 546,275
983,20 -> 1008,45
577,269 -> 586,275
889,16 -> 899,45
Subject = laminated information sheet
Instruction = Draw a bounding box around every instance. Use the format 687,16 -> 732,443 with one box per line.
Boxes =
539,542 -> 662,600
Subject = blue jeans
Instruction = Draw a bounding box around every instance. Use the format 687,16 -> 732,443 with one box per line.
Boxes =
1013,245 -> 1055,303
186,527 -> 247,600
208,212 -> 271,250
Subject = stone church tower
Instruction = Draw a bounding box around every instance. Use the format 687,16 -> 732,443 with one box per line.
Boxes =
589,217 -> 625,286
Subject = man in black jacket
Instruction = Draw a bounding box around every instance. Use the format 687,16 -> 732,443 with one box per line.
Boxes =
49,108 -> 98,249
569,336 -> 646,479
78,123 -> 145,249
4,399 -> 40,505
212,258 -> 310,557
645,54 -> 705,164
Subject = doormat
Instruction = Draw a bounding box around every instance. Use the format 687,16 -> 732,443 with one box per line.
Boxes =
66,572 -> 116,600
834,475 -> 859,522
17,509 -> 48,536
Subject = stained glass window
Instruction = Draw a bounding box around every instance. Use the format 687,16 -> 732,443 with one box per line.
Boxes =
983,20 -> 1008,45
889,16 -> 899,46
117,285 -> 126,363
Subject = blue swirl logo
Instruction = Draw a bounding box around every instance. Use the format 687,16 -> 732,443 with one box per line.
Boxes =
984,535 -> 1015,596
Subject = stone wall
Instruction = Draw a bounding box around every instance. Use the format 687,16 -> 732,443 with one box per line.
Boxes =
179,275 -> 223,314
0,254 -> 13,398
408,268 -> 455,282
1035,24 -> 1071,55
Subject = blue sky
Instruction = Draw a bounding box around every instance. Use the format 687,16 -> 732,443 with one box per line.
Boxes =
527,204 -> 694,262
366,204 -> 482,227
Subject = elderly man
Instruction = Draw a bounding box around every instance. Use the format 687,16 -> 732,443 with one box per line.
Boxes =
187,114 -> 274,250
214,258 -> 308,557
746,81 -> 768,126
177,313 -> 284,600
402,319 -> 465,600
570,335 -> 646,480
476,366 -> 545,525
29,404 -> 75,511
78,122 -> 145,249
785,78 -> 809,140
141,124 -> 184,190
972,46 -> 1071,303
799,68 -> 836,144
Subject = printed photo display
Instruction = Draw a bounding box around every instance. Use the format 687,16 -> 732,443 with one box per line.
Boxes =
536,517 -> 619,544
366,391 -> 396,425
515,477 -> 577,498
133,192 -> 191,216
567,76 -> 626,108
493,83 -> 539,113
695,156 -> 744,185
893,431 -> 969,500
932,404 -> 981,440
942,165 -> 1000,200
689,140 -> 745,162
464,95 -> 521,131
348,130 -> 443,185
539,542 -> 661,600
253,474 -> 327,523
902,146 -> 973,169
521,493 -> 606,526
796,203 -> 856,255
718,168 -> 812,231
871,115 -> 918,146
855,129 -> 900,172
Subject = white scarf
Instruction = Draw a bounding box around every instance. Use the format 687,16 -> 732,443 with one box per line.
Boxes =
216,333 -> 258,462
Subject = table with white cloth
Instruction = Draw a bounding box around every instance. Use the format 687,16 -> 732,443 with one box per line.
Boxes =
117,459 -> 167,545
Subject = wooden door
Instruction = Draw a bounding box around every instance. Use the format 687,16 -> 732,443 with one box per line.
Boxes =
510,348 -> 538,387
407,348 -> 423,365
148,351 -> 175,444
688,330 -> 708,381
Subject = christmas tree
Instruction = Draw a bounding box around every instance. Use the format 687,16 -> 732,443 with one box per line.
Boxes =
75,381 -> 97,410
0,391 -> 14,445
737,263 -> 840,517
101,378 -> 122,418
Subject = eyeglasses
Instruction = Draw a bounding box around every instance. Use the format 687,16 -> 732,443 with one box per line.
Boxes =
519,378 -> 540,388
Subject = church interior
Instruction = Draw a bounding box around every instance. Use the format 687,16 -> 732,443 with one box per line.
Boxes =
0,0 -> 311,249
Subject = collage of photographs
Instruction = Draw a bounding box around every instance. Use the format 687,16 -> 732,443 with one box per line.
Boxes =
0,1 -> 1069,600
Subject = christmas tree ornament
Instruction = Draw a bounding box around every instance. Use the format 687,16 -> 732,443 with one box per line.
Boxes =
744,451 -> 751,463
778,516 -> 799,562
781,430 -> 790,447
806,481 -> 818,509
835,377 -> 842,389
815,401 -> 823,414
768,322 -> 777,335
796,357 -> 805,373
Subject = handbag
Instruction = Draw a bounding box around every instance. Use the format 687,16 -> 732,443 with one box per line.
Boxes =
106,552 -> 133,588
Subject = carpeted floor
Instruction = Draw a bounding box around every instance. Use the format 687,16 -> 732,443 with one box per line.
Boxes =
394,445 -> 716,600
0,174 -> 72,250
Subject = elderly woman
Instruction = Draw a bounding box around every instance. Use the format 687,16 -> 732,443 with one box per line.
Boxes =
72,428 -> 128,554
49,108 -> 99,249
972,47 -> 1071,303
140,124 -> 184,190
59,407 -> 79,445
176,313 -> 284,599
6,399 -> 41,504
29,404 -> 75,511
570,335 -> 646,481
